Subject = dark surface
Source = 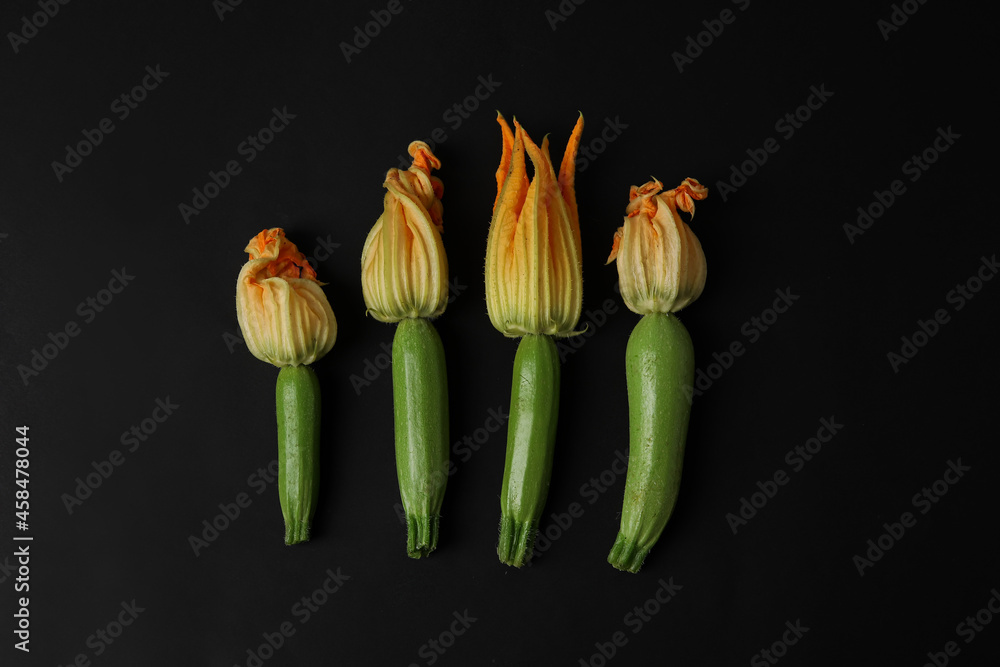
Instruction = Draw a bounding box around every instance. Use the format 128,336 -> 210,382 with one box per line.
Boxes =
1,1 -> 997,665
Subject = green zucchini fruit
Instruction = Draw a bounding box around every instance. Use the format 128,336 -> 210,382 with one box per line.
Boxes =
608,312 -> 695,573
498,333 -> 561,567
392,316 -> 450,558
276,365 -> 322,545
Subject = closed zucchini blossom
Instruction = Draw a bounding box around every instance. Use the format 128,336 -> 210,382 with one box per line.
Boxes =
605,177 -> 710,573
361,141 -> 451,559
487,113 -> 585,568
607,177 -> 708,315
361,141 -> 447,323
486,113 -> 584,337
237,228 -> 337,366
235,227 -> 337,545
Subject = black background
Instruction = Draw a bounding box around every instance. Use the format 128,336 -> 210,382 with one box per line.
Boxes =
1,1 -> 997,665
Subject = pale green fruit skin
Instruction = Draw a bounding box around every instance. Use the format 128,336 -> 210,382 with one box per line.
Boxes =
392,317 -> 450,558
608,312 -> 695,573
276,365 -> 322,546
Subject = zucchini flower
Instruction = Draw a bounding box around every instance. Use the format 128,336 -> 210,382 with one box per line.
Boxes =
361,142 -> 447,322
606,177 -> 708,315
486,115 -> 583,337
237,228 -> 337,366
236,228 -> 337,545
605,178 -> 710,573
486,113 -> 584,568
361,141 -> 450,559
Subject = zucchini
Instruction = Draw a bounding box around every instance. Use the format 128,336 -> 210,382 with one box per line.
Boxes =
498,333 -> 561,567
608,312 -> 694,572
393,316 -> 450,558
276,365 -> 322,545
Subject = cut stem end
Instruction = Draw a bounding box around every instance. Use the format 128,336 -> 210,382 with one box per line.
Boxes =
284,520 -> 311,546
498,515 -> 537,567
607,532 -> 651,573
406,514 -> 440,559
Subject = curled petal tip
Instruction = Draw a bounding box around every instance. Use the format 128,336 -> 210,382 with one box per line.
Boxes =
674,178 -> 709,217
607,227 -> 624,264
407,141 -> 441,174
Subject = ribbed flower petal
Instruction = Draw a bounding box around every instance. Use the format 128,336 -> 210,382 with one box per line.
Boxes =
236,228 -> 337,366
608,178 -> 708,315
486,114 -> 584,337
361,141 -> 448,322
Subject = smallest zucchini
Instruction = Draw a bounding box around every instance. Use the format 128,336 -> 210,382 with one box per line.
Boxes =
276,365 -> 322,545
235,227 -> 337,547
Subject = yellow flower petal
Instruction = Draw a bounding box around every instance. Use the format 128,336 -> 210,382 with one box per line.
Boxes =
486,115 -> 584,337
608,178 -> 708,315
236,228 -> 337,366
361,141 -> 448,322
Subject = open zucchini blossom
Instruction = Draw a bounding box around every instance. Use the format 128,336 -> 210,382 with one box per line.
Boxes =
488,113 -> 586,568
486,113 -> 584,337
236,228 -> 337,367
606,178 -> 708,315
361,141 -> 447,323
